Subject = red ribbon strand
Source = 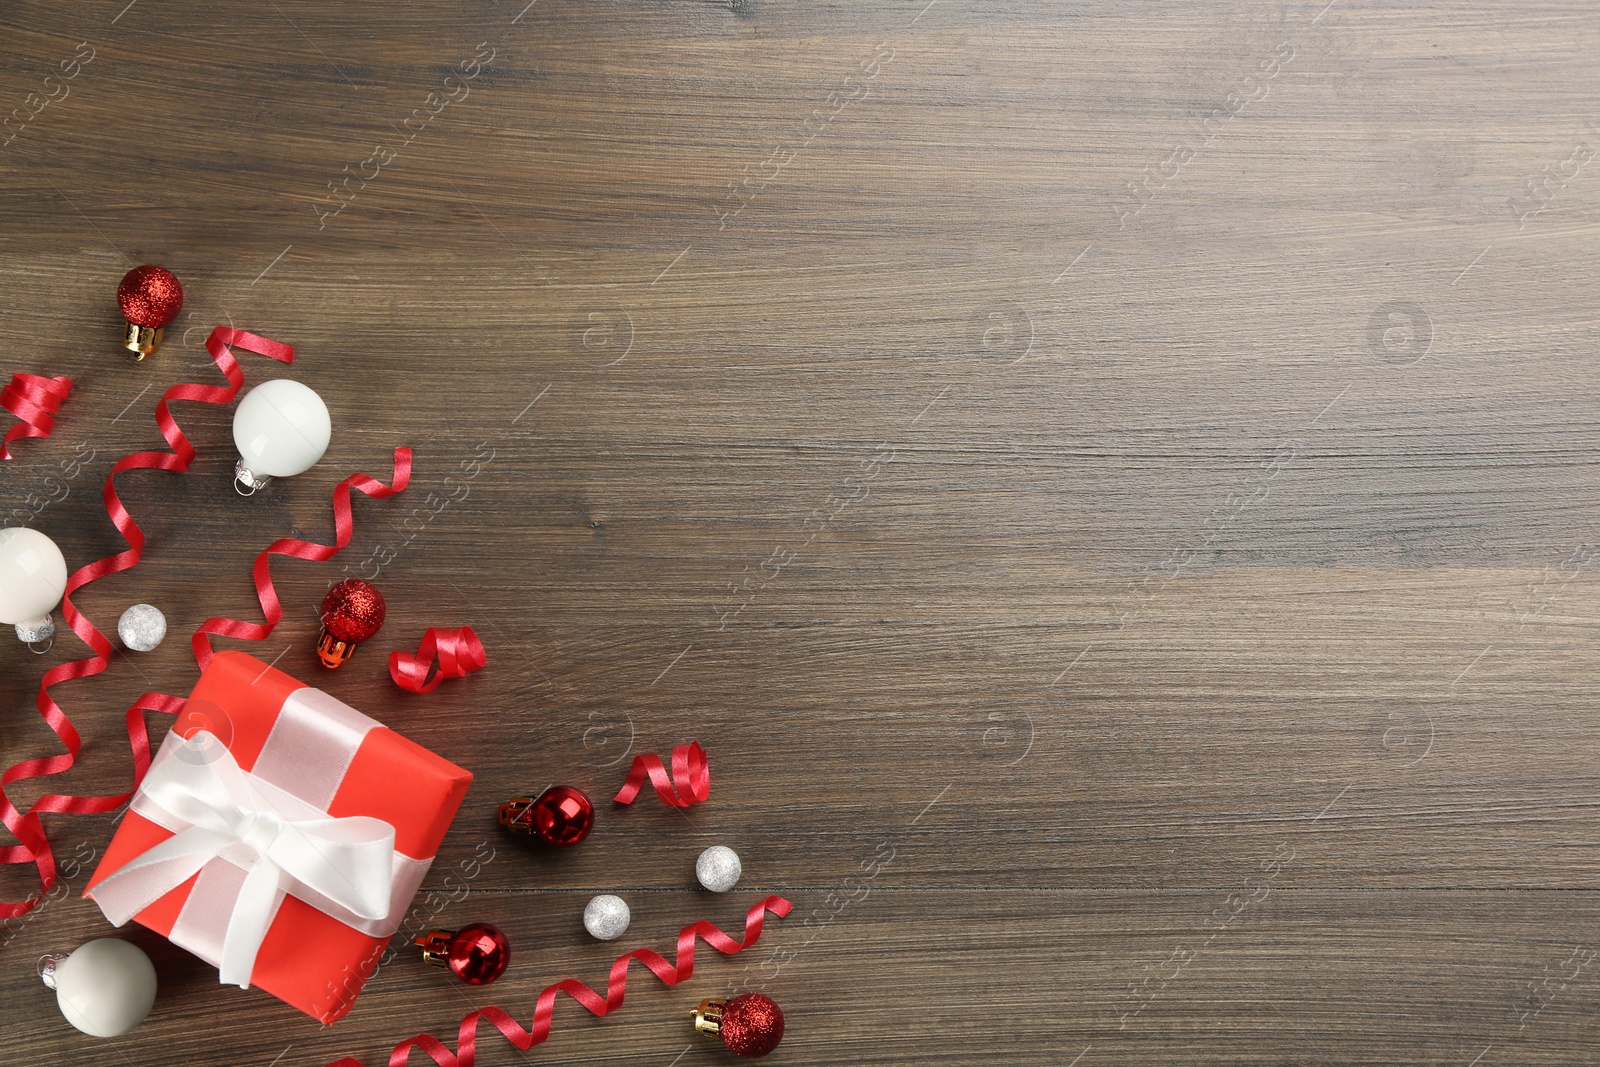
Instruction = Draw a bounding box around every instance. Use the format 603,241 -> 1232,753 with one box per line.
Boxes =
0,373 -> 73,460
613,742 -> 710,807
389,626 -> 487,692
325,896 -> 792,1067
190,448 -> 413,669
0,328 -> 291,918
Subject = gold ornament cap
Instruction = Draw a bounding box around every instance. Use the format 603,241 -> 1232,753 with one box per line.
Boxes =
316,628 -> 356,668
122,322 -> 164,359
415,931 -> 453,968
497,796 -> 538,834
692,998 -> 727,1037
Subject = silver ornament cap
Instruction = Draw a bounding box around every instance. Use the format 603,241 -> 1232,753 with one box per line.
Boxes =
582,894 -> 631,940
695,845 -> 742,893
117,604 -> 167,652
15,613 -> 55,645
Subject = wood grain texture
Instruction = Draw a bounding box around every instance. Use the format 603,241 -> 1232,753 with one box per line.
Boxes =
4,0 -> 1600,1063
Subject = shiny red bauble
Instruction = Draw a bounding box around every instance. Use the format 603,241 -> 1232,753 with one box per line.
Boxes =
500,786 -> 594,847
116,265 -> 184,328
529,785 -> 594,847
321,579 -> 387,642
417,923 -> 510,985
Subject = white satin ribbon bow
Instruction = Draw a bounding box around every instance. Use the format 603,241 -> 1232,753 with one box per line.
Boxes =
91,730 -> 396,988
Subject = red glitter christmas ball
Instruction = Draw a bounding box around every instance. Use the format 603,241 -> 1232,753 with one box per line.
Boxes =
320,579 -> 387,643
528,785 -> 594,847
116,265 -> 184,328
444,923 -> 509,985
719,993 -> 784,1058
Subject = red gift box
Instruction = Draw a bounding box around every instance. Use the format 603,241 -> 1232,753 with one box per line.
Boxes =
86,650 -> 472,1023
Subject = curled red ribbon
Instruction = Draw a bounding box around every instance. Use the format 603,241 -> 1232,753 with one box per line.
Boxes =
613,742 -> 710,807
1,373 -> 73,460
0,328 -> 291,918
191,449 -> 413,669
325,896 -> 792,1067
0,449 -> 412,917
389,626 -> 487,692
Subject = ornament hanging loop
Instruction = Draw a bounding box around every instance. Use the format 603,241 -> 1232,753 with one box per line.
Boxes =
37,952 -> 67,989
233,459 -> 269,496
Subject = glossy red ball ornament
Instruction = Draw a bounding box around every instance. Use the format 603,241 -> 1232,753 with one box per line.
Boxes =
116,265 -> 184,358
692,993 -> 785,1058
317,579 -> 386,668
415,923 -> 509,985
498,786 -> 594,847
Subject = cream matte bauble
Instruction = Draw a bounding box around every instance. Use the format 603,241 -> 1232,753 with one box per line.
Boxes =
0,527 -> 67,643
232,378 -> 332,493
43,938 -> 157,1037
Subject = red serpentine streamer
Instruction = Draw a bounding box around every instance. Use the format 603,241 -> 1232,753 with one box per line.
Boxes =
389,626 -> 486,692
0,328 -> 291,918
613,741 -> 710,807
1,448 -> 412,917
1,373 -> 73,460
190,449 -> 413,669
326,896 -> 792,1067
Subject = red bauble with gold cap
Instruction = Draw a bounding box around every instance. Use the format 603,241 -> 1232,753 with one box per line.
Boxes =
693,993 -> 785,1058
498,785 -> 594,847
415,923 -> 509,985
317,579 -> 386,668
116,265 -> 183,359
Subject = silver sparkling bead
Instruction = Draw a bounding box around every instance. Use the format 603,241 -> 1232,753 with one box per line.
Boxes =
117,604 -> 167,652
15,614 -> 54,644
582,894 -> 631,941
695,845 -> 742,893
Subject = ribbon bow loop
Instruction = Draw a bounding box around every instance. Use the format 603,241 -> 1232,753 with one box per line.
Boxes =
90,731 -> 396,988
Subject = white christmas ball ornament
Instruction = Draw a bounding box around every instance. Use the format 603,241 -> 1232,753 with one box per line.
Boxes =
696,845 -> 742,893
40,938 -> 157,1038
583,894 -> 631,940
118,603 -> 167,652
0,527 -> 67,647
232,379 -> 331,494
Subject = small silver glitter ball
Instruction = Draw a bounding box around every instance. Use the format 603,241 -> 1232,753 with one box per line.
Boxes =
695,845 -> 742,893
582,894 -> 631,940
117,604 -> 167,652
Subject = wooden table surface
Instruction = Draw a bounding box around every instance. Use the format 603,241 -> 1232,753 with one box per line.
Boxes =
4,1 -> 1600,1063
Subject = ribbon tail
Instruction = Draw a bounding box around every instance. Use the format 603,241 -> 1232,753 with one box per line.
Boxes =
88,825 -> 232,926
220,857 -> 284,988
